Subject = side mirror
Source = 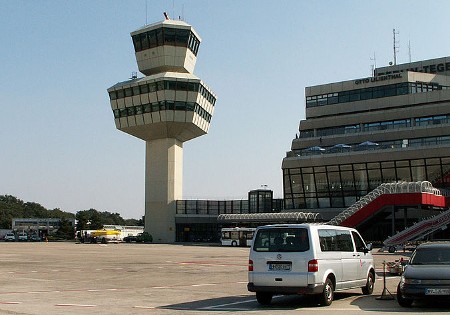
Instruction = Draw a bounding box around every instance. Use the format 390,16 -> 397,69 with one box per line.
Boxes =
364,243 -> 373,253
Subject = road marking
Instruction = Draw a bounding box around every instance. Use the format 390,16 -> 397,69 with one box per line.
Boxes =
191,283 -> 216,287
56,303 -> 96,308
0,301 -> 21,304
201,297 -> 256,309
133,305 -> 156,309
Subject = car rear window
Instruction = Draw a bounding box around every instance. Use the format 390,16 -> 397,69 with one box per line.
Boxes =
253,228 -> 310,252
411,247 -> 450,265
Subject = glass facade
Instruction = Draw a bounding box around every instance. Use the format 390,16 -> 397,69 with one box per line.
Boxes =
300,114 -> 450,139
306,82 -> 449,108
283,157 -> 450,210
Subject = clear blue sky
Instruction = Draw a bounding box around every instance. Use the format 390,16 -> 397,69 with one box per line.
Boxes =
1,1 -> 450,219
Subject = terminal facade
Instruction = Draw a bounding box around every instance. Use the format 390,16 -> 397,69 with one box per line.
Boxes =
282,56 -> 450,239
176,56 -> 450,242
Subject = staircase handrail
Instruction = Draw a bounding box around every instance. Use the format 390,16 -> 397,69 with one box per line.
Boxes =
383,208 -> 450,246
328,181 -> 441,226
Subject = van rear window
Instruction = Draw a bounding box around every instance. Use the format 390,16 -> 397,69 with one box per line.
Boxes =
253,228 -> 309,252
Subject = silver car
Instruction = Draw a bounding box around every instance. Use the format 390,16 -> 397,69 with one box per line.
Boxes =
397,242 -> 450,307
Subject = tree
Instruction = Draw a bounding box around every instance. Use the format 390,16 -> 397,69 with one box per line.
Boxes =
54,218 -> 75,240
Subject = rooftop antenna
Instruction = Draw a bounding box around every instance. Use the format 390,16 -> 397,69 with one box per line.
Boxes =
130,71 -> 138,80
163,11 -> 170,20
145,0 -> 148,25
393,28 -> 399,65
408,40 -> 412,63
370,52 -> 377,76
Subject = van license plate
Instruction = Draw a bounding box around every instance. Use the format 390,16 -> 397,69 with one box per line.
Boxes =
268,263 -> 291,271
425,288 -> 450,295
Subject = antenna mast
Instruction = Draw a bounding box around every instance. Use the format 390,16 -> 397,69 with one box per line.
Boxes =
408,40 -> 412,63
370,52 -> 377,76
393,29 -> 399,65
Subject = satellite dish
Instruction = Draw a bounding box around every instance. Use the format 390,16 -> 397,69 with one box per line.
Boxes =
389,61 -> 393,66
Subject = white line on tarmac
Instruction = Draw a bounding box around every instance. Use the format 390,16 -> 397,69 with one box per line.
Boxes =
55,303 -> 96,308
191,283 -> 216,287
133,306 -> 156,309
201,297 -> 256,309
0,301 -> 22,304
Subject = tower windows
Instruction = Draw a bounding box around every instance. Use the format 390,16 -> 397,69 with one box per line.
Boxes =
132,27 -> 200,56
109,79 -> 216,106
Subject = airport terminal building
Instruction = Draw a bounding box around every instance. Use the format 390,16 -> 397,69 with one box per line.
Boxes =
281,56 -> 450,238
175,56 -> 450,242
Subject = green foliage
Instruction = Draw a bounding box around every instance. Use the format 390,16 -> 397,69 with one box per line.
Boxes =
0,195 -> 142,231
54,218 -> 75,240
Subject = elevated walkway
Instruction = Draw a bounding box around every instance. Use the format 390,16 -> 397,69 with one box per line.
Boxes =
328,181 -> 447,227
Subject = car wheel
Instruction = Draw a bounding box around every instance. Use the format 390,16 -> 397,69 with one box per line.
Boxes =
319,278 -> 334,306
388,246 -> 396,253
362,271 -> 375,295
396,284 -> 413,307
256,292 -> 272,305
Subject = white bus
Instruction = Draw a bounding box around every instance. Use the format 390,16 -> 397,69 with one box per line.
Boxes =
221,227 -> 256,246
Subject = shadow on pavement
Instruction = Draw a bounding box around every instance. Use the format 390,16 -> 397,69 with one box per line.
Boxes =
158,292 -> 365,311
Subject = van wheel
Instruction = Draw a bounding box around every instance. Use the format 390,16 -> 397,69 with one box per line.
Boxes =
362,271 -> 374,295
319,278 -> 334,306
256,292 -> 272,305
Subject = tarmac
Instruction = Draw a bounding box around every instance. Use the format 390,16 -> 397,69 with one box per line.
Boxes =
0,242 -> 449,315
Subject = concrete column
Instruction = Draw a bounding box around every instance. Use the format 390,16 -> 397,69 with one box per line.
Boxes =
145,138 -> 183,243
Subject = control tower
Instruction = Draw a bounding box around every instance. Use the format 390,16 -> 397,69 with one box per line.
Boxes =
107,16 -> 216,242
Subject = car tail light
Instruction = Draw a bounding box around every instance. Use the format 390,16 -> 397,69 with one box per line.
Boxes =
248,259 -> 254,271
308,259 -> 318,272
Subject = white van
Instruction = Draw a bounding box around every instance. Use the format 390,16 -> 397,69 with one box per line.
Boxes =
248,224 -> 375,306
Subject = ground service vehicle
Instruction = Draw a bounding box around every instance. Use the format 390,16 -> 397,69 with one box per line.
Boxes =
248,224 -> 375,306
90,229 -> 121,243
397,242 -> 450,307
221,227 -> 255,246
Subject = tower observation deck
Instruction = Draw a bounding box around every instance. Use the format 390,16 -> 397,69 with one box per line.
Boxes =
107,17 -> 216,242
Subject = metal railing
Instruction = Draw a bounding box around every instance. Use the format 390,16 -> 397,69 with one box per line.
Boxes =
328,181 -> 442,226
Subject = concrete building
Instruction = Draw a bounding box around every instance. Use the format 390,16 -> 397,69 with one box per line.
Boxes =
282,56 -> 450,238
107,17 -> 216,242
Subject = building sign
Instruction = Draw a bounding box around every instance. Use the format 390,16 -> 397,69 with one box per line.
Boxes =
354,73 -> 402,85
376,61 -> 450,76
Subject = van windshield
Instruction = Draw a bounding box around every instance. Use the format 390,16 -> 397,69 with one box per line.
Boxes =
253,228 -> 310,252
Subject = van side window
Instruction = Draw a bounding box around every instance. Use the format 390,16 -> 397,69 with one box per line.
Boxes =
318,229 -> 337,251
352,231 -> 367,252
318,229 -> 353,252
335,230 -> 354,252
